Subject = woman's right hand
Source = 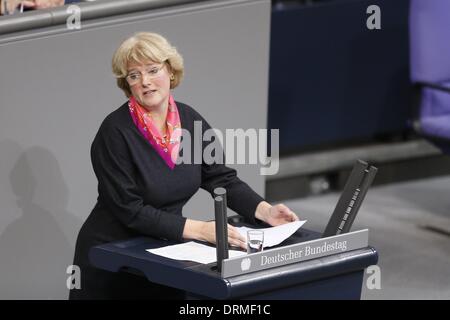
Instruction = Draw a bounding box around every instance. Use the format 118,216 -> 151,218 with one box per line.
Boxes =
183,219 -> 246,250
200,221 -> 246,250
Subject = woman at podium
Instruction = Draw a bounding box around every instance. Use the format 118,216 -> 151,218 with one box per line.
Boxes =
69,32 -> 298,299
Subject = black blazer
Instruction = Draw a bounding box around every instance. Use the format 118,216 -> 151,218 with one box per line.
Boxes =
69,101 -> 264,299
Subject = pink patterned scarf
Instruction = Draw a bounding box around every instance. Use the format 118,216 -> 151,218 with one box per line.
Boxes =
128,95 -> 181,169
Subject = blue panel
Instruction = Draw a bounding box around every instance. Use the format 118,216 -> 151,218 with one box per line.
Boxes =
268,0 -> 412,152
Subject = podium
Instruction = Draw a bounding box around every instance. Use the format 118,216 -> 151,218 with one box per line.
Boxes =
89,218 -> 378,300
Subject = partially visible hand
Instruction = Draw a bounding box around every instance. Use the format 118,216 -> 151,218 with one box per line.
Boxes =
34,0 -> 64,9
2,0 -> 36,14
1,0 -> 66,15
256,201 -> 299,227
200,221 -> 246,250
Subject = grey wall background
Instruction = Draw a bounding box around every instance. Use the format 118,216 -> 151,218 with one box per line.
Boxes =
0,0 -> 271,299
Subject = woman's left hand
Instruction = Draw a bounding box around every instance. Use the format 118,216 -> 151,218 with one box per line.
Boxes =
256,201 -> 299,227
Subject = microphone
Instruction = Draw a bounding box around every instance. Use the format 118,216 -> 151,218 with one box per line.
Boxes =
214,188 -> 229,273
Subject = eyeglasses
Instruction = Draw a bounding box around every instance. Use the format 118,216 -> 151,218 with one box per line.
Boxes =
126,64 -> 165,85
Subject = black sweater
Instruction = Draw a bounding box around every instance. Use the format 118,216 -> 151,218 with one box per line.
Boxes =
70,101 -> 265,299
74,100 -> 264,255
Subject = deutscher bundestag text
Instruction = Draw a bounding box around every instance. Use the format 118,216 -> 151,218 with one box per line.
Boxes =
261,240 -> 347,266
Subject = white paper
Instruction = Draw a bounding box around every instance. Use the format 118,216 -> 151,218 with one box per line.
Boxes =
146,241 -> 246,264
237,220 -> 307,248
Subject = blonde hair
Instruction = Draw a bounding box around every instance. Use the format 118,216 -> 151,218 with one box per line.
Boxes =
112,32 -> 184,97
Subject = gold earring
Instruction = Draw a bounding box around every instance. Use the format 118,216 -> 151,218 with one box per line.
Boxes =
170,74 -> 175,81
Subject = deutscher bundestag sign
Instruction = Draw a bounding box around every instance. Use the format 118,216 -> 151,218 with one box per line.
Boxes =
221,229 -> 369,278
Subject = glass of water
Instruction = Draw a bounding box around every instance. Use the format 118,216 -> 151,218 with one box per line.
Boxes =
247,230 -> 264,254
